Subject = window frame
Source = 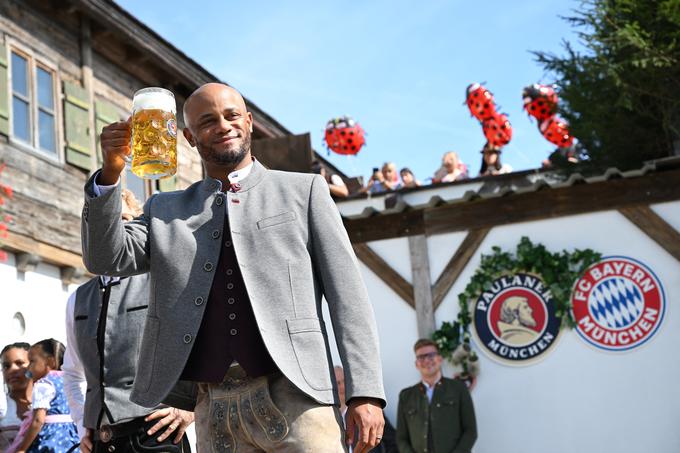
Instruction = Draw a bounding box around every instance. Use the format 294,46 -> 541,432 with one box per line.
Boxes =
6,39 -> 63,163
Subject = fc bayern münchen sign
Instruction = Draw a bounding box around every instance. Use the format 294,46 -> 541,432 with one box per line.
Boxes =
571,256 -> 665,352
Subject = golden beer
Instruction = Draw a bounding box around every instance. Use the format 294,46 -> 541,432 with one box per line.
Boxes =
130,88 -> 177,179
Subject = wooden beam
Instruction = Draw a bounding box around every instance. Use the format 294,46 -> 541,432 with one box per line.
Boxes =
344,168 -> 680,243
353,243 -> 414,308
408,235 -> 435,337
3,231 -> 88,271
432,228 -> 490,309
345,210 -> 425,243
618,205 -> 680,262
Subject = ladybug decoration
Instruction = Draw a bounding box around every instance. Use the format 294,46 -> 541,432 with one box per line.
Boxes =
465,82 -> 512,149
465,83 -> 497,121
482,113 -> 513,148
539,117 -> 574,148
522,84 -> 559,122
323,116 -> 366,156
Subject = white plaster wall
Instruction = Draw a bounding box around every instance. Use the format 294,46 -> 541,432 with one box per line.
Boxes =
427,231 -> 467,284
652,200 -> 680,233
365,237 -> 413,284
355,201 -> 680,453
0,252 -> 77,348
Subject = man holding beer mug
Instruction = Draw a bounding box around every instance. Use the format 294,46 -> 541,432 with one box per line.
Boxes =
82,83 -> 385,452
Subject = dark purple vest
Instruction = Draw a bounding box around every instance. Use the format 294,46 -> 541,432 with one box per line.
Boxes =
181,214 -> 278,382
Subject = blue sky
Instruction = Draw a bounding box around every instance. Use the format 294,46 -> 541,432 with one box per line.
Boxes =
116,0 -> 582,182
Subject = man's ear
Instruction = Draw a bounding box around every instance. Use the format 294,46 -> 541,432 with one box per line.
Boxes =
183,128 -> 196,147
247,111 -> 253,133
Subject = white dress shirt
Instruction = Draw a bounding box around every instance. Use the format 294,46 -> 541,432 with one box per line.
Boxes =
422,376 -> 442,403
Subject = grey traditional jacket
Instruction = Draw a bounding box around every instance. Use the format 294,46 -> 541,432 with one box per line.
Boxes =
81,159 -> 385,409
73,275 -> 153,428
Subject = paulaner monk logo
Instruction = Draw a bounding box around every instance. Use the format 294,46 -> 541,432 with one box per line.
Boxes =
571,256 -> 665,352
473,273 -> 561,365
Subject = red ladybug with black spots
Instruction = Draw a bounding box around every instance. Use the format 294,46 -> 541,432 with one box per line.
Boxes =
323,116 -> 366,156
522,84 -> 559,122
466,83 -> 497,121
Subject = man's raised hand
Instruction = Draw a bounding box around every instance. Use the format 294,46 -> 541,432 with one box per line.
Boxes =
99,119 -> 131,185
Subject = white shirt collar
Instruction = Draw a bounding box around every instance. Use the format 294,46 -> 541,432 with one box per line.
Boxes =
228,160 -> 254,184
99,275 -> 120,286
421,375 -> 442,390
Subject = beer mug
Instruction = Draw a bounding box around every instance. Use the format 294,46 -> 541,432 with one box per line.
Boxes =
130,87 -> 177,179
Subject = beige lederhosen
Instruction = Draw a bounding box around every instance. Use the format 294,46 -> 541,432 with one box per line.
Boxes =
194,365 -> 347,453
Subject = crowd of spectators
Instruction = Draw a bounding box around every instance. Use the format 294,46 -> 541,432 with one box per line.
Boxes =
317,143 -> 514,199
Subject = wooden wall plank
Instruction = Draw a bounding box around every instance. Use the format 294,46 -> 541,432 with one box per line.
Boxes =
432,228 -> 490,309
619,205 -> 680,262
353,243 -> 414,308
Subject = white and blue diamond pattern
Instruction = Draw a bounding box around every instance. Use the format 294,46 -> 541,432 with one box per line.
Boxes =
588,277 -> 644,330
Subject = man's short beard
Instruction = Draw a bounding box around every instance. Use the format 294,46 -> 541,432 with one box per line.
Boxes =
204,134 -> 251,166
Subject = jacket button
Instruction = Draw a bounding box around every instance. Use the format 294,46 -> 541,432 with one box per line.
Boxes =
230,329 -> 237,336
224,241 -> 232,247
228,313 -> 236,320
183,334 -> 193,344
227,298 -> 235,305
227,283 -> 234,290
212,230 -> 221,239
203,262 -> 214,272
216,196 -> 224,206
226,269 -> 233,276
194,297 -> 204,306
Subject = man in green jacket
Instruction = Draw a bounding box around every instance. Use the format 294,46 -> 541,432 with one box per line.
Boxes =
396,339 -> 477,453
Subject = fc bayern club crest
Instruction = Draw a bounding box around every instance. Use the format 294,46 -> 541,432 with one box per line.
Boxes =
472,273 -> 561,366
571,256 -> 665,352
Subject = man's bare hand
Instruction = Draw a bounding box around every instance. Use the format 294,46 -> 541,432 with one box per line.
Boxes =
346,398 -> 384,453
80,428 -> 94,453
99,119 -> 131,185
145,407 -> 195,444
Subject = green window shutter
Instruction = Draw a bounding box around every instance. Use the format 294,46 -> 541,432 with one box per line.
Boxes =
63,80 -> 92,170
0,49 -> 9,137
158,175 -> 177,192
95,98 -> 122,166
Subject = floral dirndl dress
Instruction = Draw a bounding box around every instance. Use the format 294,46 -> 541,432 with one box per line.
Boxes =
27,370 -> 80,453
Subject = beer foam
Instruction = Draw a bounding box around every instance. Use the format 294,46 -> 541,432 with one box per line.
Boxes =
133,89 -> 176,113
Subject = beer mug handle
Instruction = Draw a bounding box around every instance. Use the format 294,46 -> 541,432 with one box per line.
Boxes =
124,136 -> 133,165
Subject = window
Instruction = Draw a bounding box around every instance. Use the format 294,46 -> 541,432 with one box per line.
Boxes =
8,46 -> 59,157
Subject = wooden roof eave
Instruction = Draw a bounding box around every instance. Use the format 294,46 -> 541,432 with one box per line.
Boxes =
68,0 -> 290,138
343,166 -> 680,243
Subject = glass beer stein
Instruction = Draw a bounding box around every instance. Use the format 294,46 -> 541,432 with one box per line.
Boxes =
130,87 -> 178,179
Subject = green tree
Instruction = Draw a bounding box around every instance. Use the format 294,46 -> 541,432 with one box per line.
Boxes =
534,0 -> 680,171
